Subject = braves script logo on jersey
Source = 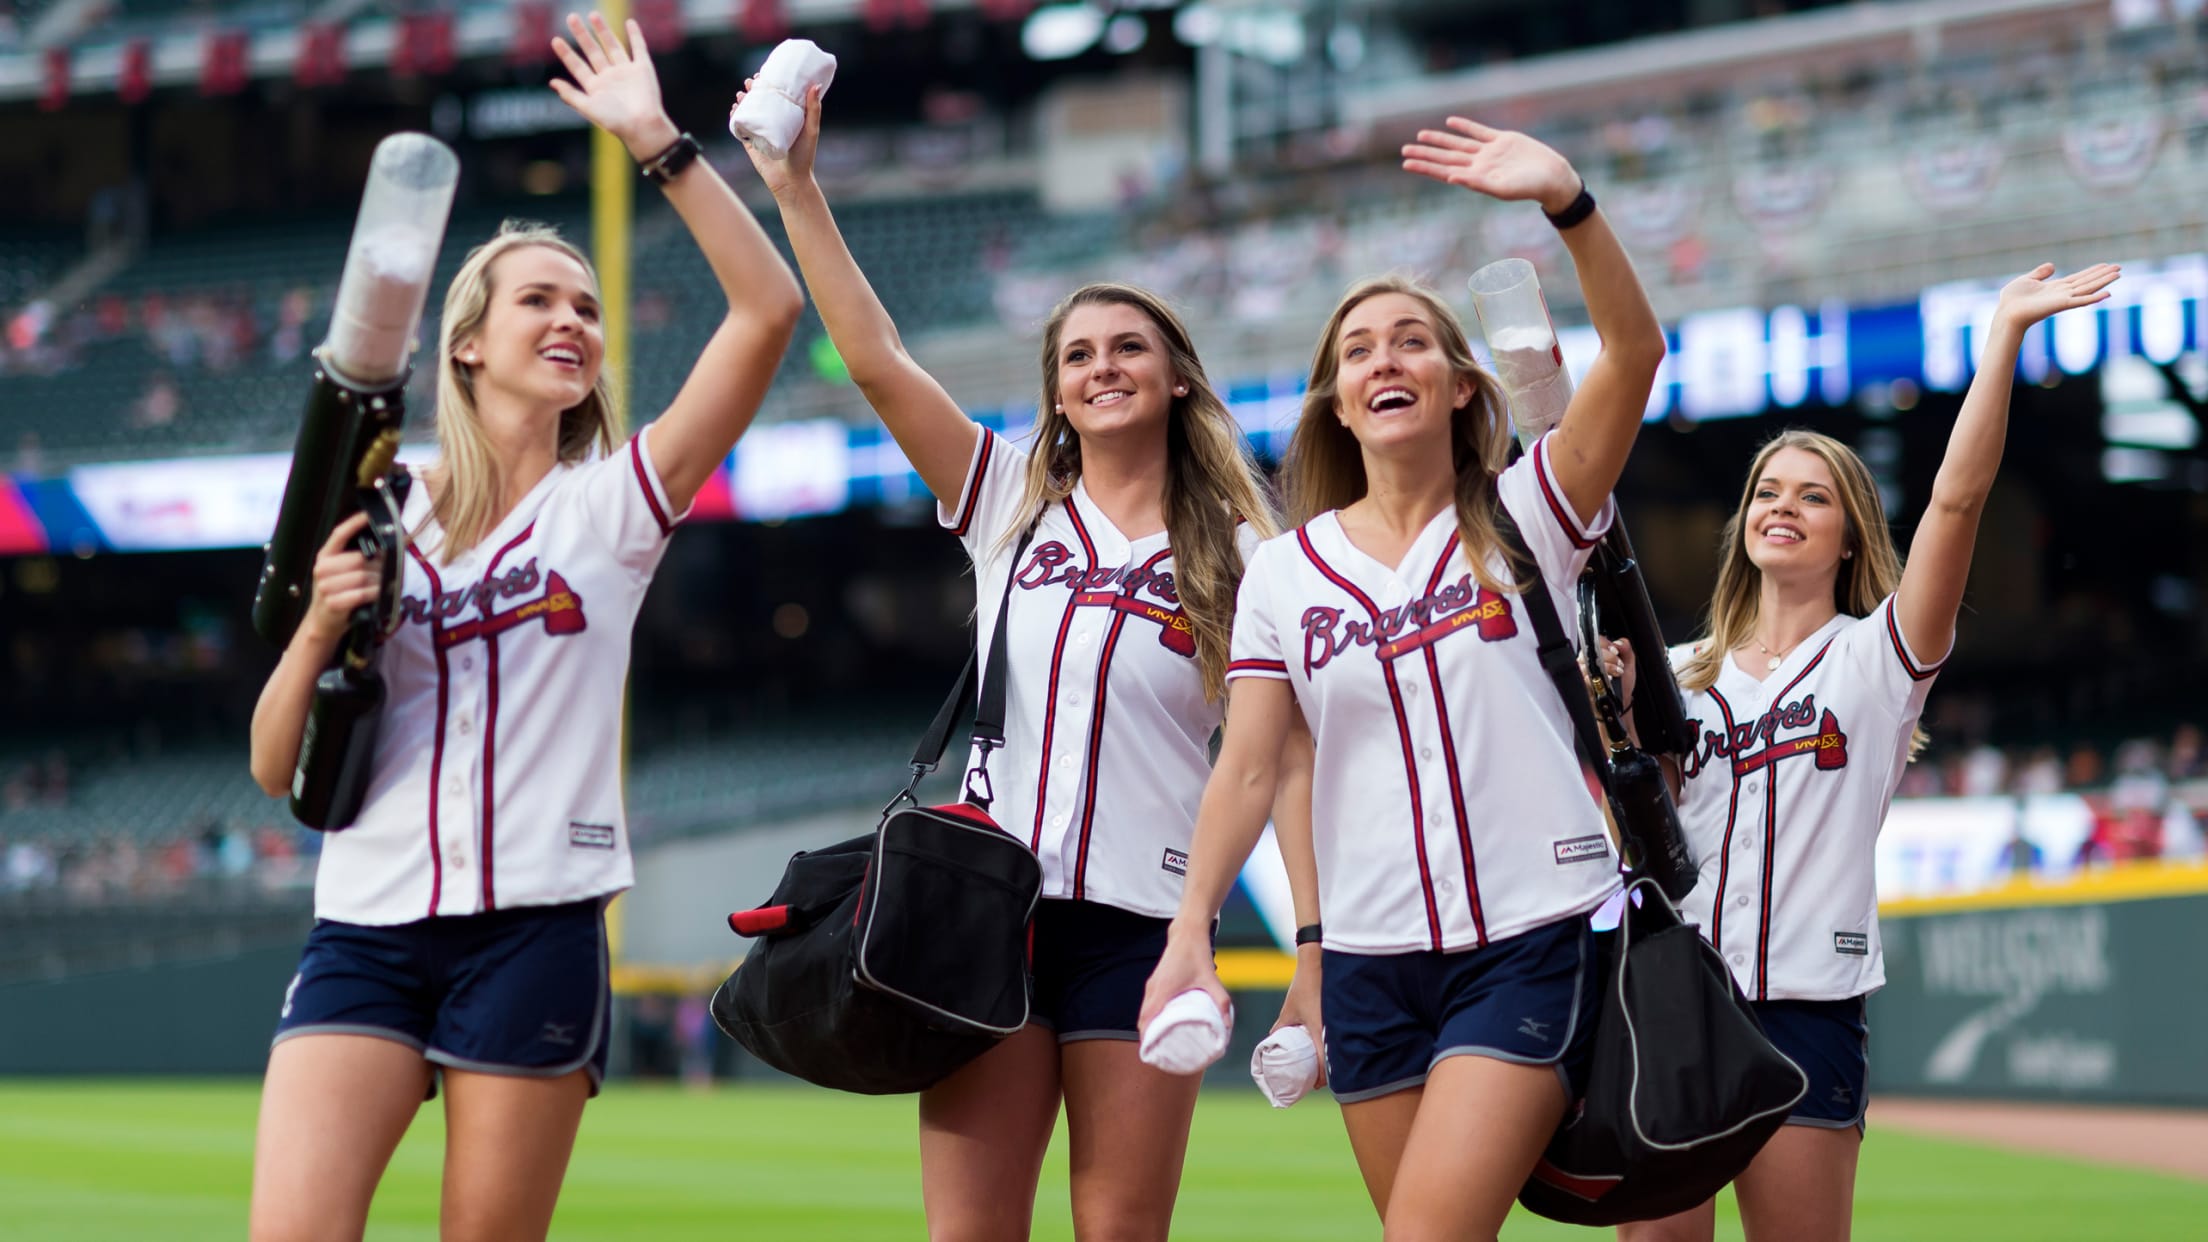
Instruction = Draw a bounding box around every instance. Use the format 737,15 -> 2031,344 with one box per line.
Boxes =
1016,541 -> 1195,656
1683,694 -> 1850,780
1300,575 -> 1516,672
401,557 -> 588,648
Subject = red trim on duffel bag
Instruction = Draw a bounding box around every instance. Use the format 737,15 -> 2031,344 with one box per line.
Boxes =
728,906 -> 792,937
930,802 -> 1006,831
1528,1158 -> 1624,1202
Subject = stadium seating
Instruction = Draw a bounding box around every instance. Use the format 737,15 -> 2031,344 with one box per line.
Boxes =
0,224 -> 78,311
2,186 -> 1121,466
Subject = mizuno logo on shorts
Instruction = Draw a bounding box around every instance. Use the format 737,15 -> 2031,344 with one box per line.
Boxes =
1552,835 -> 1610,865
1161,848 -> 1189,876
1833,932 -> 1869,956
568,822 -> 616,850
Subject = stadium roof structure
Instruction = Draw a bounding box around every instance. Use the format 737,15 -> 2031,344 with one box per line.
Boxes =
0,0 -> 1046,106
1346,0 -> 2123,134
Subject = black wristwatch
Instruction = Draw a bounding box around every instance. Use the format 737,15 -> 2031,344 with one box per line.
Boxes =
640,132 -> 703,185
1294,923 -> 1323,947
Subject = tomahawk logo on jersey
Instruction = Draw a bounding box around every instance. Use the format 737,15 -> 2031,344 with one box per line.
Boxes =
1226,434 -> 1621,956
941,429 -> 1261,919
313,433 -> 687,926
1671,595 -> 1948,1002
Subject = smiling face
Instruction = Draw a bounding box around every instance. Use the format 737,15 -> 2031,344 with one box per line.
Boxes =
1331,292 -> 1473,457
1052,300 -> 1179,442
1743,446 -> 1853,584
460,244 -> 604,416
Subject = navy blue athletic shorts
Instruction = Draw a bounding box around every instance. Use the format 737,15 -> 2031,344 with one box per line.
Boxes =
271,897 -> 611,1095
1754,997 -> 1869,1130
1321,916 -> 1599,1104
1027,897 -> 1180,1043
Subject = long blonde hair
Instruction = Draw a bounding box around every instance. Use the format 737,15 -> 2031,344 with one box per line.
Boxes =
1675,430 -> 1903,692
426,221 -> 623,562
1002,282 -> 1280,700
1284,274 -> 1522,593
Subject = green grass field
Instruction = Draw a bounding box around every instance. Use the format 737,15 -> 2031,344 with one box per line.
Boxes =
2,1080 -> 2202,1240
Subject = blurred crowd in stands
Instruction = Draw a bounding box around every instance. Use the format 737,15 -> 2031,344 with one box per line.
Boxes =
5,719 -> 2204,906
2,285 -> 323,381
2,820 -> 315,902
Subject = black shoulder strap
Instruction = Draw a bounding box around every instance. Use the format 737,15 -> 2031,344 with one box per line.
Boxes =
903,517 -> 1038,810
1495,508 -> 1615,797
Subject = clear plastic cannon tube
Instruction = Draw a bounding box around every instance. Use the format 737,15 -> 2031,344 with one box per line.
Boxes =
322,133 -> 460,388
1468,258 -> 1574,447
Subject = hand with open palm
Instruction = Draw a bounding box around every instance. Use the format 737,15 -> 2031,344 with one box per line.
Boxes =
1994,262 -> 2122,331
549,12 -> 678,161
1402,117 -> 1583,216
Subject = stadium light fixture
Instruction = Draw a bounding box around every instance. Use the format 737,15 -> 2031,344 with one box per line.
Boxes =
1102,13 -> 1149,55
1022,3 -> 1107,61
1174,3 -> 1225,47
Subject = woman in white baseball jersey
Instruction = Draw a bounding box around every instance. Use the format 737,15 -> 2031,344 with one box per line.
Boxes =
1612,261 -> 2120,1242
1144,118 -> 1667,1240
739,85 -> 1283,1241
244,15 -> 800,1240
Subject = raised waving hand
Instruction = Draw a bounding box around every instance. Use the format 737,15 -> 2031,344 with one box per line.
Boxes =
1404,117 -> 1665,523
1895,261 -> 2120,663
731,81 -> 980,507
1402,117 -> 1584,216
548,11 -> 802,513
549,13 -> 674,159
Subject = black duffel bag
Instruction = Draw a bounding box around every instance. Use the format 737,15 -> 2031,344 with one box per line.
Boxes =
1518,877 -> 1809,1225
711,525 -> 1043,1095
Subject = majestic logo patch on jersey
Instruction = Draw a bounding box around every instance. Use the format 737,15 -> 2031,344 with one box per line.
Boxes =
1301,575 -> 1516,672
568,822 -> 617,850
1685,694 -> 1851,780
1833,931 -> 1870,956
1160,847 -> 1189,876
1552,835 -> 1611,865
404,557 -> 589,648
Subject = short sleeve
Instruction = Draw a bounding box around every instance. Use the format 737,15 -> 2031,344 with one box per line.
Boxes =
936,429 -> 1030,554
1495,432 -> 1616,588
1235,519 -> 1265,567
1832,594 -> 1948,723
1226,536 -> 1290,683
571,432 -> 692,580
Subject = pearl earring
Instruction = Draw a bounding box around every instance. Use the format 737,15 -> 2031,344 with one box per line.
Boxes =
1175,386 -> 1187,396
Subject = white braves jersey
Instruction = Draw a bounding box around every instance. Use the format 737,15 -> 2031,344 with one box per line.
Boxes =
1671,596 -> 1946,1001
941,429 -> 1260,920
1226,434 -> 1621,955
312,432 -> 686,925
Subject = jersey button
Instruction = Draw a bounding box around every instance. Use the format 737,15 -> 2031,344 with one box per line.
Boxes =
1728,953 -> 1746,968
1420,747 -> 1435,761
462,657 -> 474,672
1078,633 -> 1094,647
1734,895 -> 1750,909
458,719 -> 472,736
1057,755 -> 1074,768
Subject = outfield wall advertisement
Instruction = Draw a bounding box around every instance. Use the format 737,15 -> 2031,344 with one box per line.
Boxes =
1868,870 -> 2208,1106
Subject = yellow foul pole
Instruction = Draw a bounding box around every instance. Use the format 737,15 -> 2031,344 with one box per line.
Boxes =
593,0 -> 634,969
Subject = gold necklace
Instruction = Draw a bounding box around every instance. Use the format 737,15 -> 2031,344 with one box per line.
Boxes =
1752,633 -> 1799,672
